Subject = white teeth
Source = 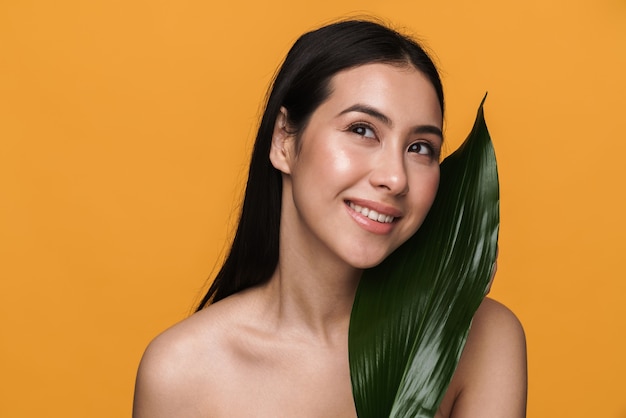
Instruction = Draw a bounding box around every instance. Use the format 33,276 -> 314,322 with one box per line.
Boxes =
349,202 -> 395,224
367,210 -> 378,220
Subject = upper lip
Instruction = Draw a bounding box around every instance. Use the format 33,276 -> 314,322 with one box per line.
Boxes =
345,198 -> 403,218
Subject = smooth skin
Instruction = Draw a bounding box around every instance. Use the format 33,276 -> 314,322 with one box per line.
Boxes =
133,63 -> 527,418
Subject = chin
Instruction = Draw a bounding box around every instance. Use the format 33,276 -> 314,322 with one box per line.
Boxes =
346,253 -> 390,270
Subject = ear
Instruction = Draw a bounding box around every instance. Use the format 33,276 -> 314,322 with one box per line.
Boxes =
269,106 -> 295,174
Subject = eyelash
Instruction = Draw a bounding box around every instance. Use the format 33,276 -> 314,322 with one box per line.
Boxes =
348,122 -> 437,158
408,142 -> 435,157
349,123 -> 376,139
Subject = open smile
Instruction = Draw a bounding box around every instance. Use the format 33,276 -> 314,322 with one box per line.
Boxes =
347,201 -> 396,224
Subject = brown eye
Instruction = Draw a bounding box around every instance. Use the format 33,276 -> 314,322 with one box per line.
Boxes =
408,142 -> 432,156
351,124 -> 376,139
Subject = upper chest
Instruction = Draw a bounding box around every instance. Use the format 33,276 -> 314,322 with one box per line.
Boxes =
189,329 -> 358,418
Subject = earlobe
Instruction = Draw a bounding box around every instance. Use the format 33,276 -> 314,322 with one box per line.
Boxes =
269,106 -> 293,174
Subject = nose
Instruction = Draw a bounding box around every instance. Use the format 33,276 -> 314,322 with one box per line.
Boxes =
369,148 -> 409,196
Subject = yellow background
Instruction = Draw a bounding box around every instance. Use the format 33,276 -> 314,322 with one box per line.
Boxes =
1,0 -> 625,416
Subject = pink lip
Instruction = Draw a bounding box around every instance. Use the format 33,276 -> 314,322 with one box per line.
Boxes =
344,199 -> 402,235
345,198 -> 403,218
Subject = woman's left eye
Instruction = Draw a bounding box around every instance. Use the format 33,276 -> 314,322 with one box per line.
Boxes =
408,142 -> 433,156
351,125 -> 376,139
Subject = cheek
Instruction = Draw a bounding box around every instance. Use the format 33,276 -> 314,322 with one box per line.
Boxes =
321,143 -> 356,176
427,173 -> 440,201
413,169 -> 440,209
301,140 -> 360,181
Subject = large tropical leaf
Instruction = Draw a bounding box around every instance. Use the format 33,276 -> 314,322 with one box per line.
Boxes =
349,96 -> 499,418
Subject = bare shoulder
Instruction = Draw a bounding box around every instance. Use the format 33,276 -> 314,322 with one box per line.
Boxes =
443,298 -> 528,418
132,293 -> 254,418
470,297 -> 526,345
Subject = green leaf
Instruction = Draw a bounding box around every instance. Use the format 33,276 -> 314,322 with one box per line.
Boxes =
349,96 -> 499,418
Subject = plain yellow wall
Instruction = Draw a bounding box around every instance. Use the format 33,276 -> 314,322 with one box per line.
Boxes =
1,0 -> 625,416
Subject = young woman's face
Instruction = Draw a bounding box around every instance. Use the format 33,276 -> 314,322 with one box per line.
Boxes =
277,63 -> 443,270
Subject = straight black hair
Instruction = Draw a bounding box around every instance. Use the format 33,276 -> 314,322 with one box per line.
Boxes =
196,19 -> 444,310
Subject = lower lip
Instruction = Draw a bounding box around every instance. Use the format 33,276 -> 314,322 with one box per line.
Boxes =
345,203 -> 396,235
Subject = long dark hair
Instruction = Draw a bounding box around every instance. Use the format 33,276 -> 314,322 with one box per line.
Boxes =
196,19 -> 444,310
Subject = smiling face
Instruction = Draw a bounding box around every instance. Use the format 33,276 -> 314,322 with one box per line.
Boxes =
271,62 -> 443,270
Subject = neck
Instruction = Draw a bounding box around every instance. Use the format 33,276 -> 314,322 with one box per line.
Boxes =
257,184 -> 365,346
259,243 -> 361,346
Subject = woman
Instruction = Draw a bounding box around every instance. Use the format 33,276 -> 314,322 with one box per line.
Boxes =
133,19 -> 527,417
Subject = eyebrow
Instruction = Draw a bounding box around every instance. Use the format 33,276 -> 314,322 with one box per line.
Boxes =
338,104 -> 443,140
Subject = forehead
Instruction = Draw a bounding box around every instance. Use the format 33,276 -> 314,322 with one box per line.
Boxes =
322,63 -> 443,126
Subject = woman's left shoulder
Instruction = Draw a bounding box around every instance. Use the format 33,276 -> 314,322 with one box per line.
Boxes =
441,297 -> 528,417
472,297 -> 526,339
